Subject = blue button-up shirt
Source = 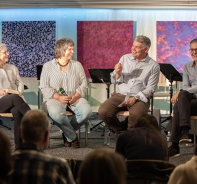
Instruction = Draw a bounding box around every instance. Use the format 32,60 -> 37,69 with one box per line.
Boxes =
111,54 -> 160,103
183,61 -> 197,96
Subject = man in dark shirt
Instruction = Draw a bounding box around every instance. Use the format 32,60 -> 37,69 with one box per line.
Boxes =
168,38 -> 197,158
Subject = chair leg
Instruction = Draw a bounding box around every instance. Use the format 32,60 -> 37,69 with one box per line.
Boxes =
104,125 -> 111,145
194,120 -> 196,145
85,121 -> 88,146
1,124 -> 12,130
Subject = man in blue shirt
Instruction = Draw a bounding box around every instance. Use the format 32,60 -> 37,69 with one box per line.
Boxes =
98,35 -> 160,132
169,38 -> 197,158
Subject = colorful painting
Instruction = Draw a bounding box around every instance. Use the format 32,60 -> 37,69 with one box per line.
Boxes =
157,21 -> 197,73
2,21 -> 56,77
77,21 -> 134,77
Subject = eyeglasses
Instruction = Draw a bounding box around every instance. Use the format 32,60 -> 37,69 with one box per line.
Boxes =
189,48 -> 197,53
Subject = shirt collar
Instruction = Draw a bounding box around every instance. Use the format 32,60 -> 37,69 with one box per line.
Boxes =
191,61 -> 197,67
131,54 -> 149,62
16,143 -> 43,152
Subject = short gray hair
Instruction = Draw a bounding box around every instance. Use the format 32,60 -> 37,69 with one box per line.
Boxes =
0,43 -> 7,51
54,38 -> 74,59
134,35 -> 151,48
190,38 -> 197,45
21,110 -> 50,142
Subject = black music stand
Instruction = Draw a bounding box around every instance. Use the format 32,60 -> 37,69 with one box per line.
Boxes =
88,68 -> 114,131
159,63 -> 182,124
36,65 -> 43,109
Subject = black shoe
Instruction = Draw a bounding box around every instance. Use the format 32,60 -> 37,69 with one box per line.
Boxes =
179,131 -> 192,143
0,119 -> 2,125
168,145 -> 180,158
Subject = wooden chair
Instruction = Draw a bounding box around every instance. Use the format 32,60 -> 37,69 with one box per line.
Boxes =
190,116 -> 197,144
49,110 -> 89,146
0,113 -> 13,130
104,97 -> 157,146
167,114 -> 197,145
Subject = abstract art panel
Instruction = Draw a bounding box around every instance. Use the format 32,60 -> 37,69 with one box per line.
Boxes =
2,21 -> 56,77
77,21 -> 134,77
157,21 -> 197,73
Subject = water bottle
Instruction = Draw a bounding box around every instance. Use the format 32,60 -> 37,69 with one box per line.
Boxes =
166,131 -> 171,142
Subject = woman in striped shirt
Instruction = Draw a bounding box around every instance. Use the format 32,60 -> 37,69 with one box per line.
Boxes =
40,38 -> 92,148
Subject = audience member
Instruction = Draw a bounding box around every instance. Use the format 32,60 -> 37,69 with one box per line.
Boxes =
0,130 -> 12,184
0,43 -> 31,148
77,148 -> 127,184
168,38 -> 197,158
8,109 -> 75,184
40,38 -> 92,148
98,35 -> 160,133
168,145 -> 197,184
116,114 -> 168,161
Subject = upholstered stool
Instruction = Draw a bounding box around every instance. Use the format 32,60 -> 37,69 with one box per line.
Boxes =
190,116 -> 197,144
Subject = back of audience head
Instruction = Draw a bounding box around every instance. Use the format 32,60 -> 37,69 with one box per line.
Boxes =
20,109 -> 50,150
134,114 -> 168,157
0,130 -> 12,183
134,114 -> 159,131
77,148 -> 127,184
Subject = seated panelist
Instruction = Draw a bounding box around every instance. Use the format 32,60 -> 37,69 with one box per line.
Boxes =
40,38 -> 92,148
98,35 -> 160,132
168,38 -> 197,158
0,43 -> 31,148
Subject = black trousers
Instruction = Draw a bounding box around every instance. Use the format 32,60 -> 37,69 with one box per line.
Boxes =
170,90 -> 197,143
0,94 -> 31,145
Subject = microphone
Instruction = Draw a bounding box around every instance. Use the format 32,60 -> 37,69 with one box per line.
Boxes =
59,88 -> 68,96
59,88 -> 75,107
59,87 -> 75,114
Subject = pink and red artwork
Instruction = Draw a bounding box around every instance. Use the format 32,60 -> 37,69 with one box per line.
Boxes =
77,21 -> 133,77
157,21 -> 197,73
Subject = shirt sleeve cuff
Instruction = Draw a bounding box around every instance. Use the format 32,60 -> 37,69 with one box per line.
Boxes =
134,91 -> 148,103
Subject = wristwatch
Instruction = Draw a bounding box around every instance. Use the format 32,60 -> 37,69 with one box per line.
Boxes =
134,96 -> 140,102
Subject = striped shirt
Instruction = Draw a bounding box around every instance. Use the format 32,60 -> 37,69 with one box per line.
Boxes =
39,59 -> 88,110
0,64 -> 24,99
111,54 -> 160,103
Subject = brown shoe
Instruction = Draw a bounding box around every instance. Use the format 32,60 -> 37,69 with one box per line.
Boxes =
62,133 -> 71,147
71,136 -> 80,148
